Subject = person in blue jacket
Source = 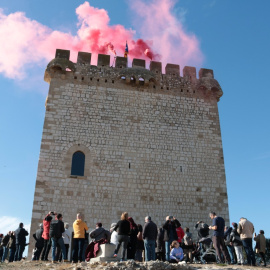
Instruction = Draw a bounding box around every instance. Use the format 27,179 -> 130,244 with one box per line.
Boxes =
170,240 -> 184,263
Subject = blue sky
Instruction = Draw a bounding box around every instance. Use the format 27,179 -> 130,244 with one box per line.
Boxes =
0,0 -> 269,248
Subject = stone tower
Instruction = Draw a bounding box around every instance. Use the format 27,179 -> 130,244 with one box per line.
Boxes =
29,49 -> 229,256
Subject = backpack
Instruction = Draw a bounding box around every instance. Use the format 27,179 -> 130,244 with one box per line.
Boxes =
49,220 -> 60,238
184,235 -> 193,246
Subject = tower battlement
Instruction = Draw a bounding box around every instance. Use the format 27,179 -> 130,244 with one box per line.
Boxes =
45,49 -> 223,101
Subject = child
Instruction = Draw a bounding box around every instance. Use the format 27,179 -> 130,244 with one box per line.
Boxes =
170,240 -> 184,263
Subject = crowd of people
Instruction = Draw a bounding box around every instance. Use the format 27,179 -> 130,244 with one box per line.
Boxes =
0,211 -> 267,266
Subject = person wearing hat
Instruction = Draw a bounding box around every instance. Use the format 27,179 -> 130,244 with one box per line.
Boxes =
32,223 -> 44,261
163,216 -> 181,261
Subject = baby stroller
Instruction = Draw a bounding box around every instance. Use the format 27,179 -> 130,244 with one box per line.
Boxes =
198,237 -> 216,264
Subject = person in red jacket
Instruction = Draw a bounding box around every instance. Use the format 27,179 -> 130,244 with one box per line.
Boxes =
40,211 -> 57,261
176,226 -> 185,244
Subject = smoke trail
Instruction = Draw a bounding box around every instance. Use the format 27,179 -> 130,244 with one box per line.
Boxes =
0,1 -> 203,79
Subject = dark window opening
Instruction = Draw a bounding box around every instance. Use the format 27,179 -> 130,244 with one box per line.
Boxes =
129,163 -> 131,169
187,90 -> 189,93
112,80 -> 114,83
153,85 -> 156,89
71,151 -> 85,176
97,79 -> 99,82
180,166 -> 182,172
90,78 -> 93,81
105,79 -> 107,83
74,76 -> 77,80
161,86 -> 163,89
81,77 -> 84,81
181,89 -> 183,92
193,90 -> 195,93
167,87 -> 169,90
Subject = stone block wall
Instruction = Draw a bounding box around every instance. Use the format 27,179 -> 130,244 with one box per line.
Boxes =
29,50 -> 229,257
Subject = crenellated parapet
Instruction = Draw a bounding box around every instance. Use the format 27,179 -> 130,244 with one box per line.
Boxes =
45,49 -> 223,101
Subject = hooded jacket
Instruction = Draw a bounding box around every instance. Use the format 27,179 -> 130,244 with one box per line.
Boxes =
73,219 -> 88,238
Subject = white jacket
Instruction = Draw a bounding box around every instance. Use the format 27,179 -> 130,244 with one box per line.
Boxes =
62,228 -> 71,245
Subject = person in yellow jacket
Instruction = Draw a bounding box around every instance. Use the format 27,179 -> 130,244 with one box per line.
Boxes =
72,213 -> 88,263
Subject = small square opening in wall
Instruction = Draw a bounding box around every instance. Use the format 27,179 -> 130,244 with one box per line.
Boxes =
74,76 -> 77,80
97,79 -> 99,82
180,166 -> 183,172
129,163 -> 131,169
90,78 -> 92,81
112,80 -> 114,83
181,89 -> 183,92
81,77 -> 84,81
105,79 -> 107,83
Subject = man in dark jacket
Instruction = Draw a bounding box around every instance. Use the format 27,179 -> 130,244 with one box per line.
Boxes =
50,213 -> 67,263
90,223 -> 110,242
1,232 -> 11,262
224,226 -> 235,264
32,224 -> 44,261
162,216 -> 181,261
14,223 -> 29,261
155,227 -> 165,261
142,216 -> 157,261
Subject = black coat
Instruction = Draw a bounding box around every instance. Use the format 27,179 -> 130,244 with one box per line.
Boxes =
195,222 -> 209,241
15,227 -> 29,245
143,221 -> 157,241
156,228 -> 165,253
33,228 -> 44,248
162,219 -> 180,242
49,220 -> 65,238
7,235 -> 16,250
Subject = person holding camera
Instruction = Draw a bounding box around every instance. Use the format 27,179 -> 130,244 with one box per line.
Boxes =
41,211 -> 56,261
163,216 -> 181,261
50,213 -> 67,263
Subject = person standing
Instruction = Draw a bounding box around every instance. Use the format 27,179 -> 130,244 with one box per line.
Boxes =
209,211 -> 231,264
254,230 -> 266,267
14,223 -> 28,261
142,216 -> 157,261
72,213 -> 88,263
224,226 -> 235,264
156,227 -> 165,261
183,227 -> 193,263
237,217 -> 255,266
135,224 -> 144,262
230,222 -> 244,265
62,223 -> 71,261
41,211 -> 56,261
50,213 -> 67,263
110,223 -> 118,246
32,224 -> 44,261
113,212 -> 130,261
8,232 -> 16,262
1,232 -> 10,262
127,217 -> 138,260
163,216 -> 180,261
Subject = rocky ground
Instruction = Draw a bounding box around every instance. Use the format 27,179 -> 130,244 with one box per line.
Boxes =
0,260 -> 268,270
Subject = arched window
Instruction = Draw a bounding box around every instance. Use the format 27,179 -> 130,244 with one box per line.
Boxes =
71,151 -> 85,176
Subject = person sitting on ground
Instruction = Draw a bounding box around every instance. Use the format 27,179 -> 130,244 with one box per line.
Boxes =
254,230 -> 266,267
90,223 -> 110,242
170,240 -> 184,263
183,227 -> 193,263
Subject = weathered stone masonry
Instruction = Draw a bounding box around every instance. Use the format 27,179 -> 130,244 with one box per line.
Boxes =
29,49 -> 229,256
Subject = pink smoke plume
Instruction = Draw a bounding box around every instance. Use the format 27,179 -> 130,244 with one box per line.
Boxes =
130,0 -> 204,69
0,1 -> 203,79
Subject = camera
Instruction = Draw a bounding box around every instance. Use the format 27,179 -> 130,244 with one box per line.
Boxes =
50,211 -> 55,215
